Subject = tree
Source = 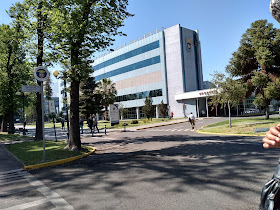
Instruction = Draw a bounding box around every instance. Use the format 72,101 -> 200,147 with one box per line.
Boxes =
45,0 -> 132,150
44,78 -> 52,101
10,0 -> 53,140
95,78 -> 117,121
118,103 -> 128,120
209,72 -> 246,127
142,97 -> 153,121
158,100 -> 168,119
226,19 -> 280,119
0,22 -> 30,133
80,77 -> 103,118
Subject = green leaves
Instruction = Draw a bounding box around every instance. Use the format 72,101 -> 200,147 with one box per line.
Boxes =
225,19 -> 280,118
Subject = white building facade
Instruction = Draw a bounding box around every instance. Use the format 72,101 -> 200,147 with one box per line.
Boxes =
92,24 -> 204,119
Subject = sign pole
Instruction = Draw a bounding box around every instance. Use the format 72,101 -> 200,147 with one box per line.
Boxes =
33,66 -> 49,162
41,81 -> 45,162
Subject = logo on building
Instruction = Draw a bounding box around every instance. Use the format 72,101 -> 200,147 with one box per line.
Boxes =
186,38 -> 192,51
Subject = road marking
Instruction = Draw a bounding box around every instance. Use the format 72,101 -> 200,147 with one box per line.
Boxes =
1,170 -> 73,210
23,171 -> 73,209
2,198 -> 49,210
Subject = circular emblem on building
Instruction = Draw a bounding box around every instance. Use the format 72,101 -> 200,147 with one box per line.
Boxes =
186,38 -> 192,51
33,66 -> 50,82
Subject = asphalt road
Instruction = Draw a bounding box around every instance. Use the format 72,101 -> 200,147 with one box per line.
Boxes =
3,117 -> 280,210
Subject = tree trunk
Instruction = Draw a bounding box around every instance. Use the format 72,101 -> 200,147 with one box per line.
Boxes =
1,115 -> 8,132
265,104 -> 269,120
35,0 -> 44,141
69,79 -> 81,150
228,101 -> 232,128
7,112 -> 15,134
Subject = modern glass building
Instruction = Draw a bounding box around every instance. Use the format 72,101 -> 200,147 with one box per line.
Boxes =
92,24 -> 204,119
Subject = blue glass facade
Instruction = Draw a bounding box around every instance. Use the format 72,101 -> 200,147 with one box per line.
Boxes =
93,41 -> 160,71
95,56 -> 161,81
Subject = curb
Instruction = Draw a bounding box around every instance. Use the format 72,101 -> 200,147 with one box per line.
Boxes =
196,126 -> 266,137
24,146 -> 96,171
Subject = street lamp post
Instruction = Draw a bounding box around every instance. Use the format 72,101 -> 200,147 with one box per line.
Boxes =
53,70 -> 70,144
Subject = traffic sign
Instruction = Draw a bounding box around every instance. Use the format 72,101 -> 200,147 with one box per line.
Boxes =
21,85 -> 41,93
33,66 -> 50,82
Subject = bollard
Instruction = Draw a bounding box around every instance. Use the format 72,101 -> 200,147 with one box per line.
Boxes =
105,125 -> 107,135
123,123 -> 128,132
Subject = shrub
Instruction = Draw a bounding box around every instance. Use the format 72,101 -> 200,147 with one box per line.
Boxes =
131,120 -> 138,124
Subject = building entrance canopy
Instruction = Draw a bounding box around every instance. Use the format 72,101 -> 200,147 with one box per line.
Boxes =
174,88 -> 218,118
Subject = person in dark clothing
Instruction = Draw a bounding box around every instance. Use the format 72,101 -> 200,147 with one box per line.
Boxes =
61,118 -> 65,130
88,115 -> 93,134
92,114 -> 99,133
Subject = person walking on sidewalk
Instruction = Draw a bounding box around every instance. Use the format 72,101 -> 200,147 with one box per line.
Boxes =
88,115 -> 93,134
92,114 -> 99,133
188,112 -> 195,130
61,118 -> 65,130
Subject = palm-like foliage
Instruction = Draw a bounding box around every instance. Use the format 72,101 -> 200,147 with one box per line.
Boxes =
95,78 -> 117,120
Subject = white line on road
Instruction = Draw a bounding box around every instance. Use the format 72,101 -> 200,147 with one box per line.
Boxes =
2,198 -> 49,210
23,171 -> 73,209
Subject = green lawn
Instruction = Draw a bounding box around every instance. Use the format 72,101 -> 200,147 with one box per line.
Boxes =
198,117 -> 280,135
5,140 -> 90,165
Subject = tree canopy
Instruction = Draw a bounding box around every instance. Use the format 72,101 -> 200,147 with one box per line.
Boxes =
226,19 -> 280,119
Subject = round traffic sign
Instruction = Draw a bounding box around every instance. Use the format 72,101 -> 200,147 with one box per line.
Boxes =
33,66 -> 50,82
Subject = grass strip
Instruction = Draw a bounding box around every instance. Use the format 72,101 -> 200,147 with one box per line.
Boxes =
199,117 -> 280,136
5,140 -> 91,165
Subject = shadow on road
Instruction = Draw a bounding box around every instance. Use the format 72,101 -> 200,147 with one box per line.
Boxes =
28,133 -> 280,209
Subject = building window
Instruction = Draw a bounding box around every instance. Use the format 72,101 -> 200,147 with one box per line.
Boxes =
116,89 -> 163,102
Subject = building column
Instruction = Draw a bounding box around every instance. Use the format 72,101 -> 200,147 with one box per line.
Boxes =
197,98 -> 200,118
156,105 -> 159,118
215,103 -> 218,117
136,107 -> 140,119
206,97 -> 209,118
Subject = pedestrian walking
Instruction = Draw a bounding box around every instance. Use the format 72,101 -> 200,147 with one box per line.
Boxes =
92,114 -> 99,133
171,112 -> 174,119
88,115 -> 93,134
188,112 -> 195,130
61,118 -> 65,130
80,117 -> 84,134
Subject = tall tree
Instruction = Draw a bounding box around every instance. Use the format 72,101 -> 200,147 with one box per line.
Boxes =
226,19 -> 280,119
0,19 -> 30,133
10,0 -> 53,140
158,100 -> 168,119
47,0 -> 132,150
80,77 -> 103,118
95,78 -> 117,121
209,72 -> 247,127
142,97 -> 153,121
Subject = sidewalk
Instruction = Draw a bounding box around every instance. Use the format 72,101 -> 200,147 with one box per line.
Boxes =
0,145 -> 23,173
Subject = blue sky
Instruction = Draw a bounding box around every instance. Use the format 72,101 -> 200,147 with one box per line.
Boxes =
1,0 -> 279,92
